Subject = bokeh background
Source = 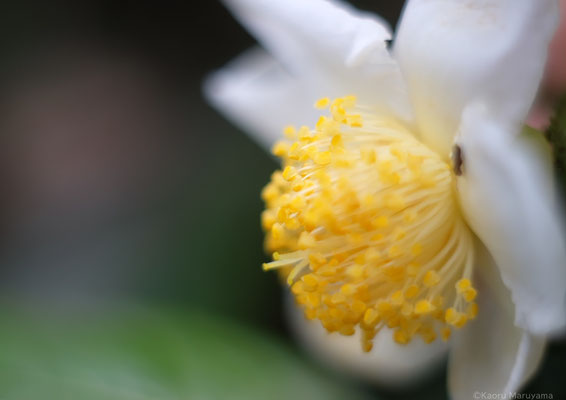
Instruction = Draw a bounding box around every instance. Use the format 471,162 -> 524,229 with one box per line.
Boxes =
0,1 -> 564,399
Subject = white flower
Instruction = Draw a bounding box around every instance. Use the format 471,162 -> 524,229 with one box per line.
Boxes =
204,0 -> 566,398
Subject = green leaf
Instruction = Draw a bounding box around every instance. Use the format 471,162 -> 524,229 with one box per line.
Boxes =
0,306 -> 370,400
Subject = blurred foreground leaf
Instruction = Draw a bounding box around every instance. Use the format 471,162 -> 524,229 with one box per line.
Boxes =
0,306 -> 369,400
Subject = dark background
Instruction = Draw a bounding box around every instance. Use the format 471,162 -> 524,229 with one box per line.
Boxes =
0,0 -> 403,336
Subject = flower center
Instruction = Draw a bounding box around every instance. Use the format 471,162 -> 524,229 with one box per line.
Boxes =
261,96 -> 477,351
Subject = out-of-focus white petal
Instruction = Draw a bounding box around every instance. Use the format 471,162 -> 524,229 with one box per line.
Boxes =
222,0 -> 412,121
286,296 -> 447,387
395,0 -> 559,156
449,246 -> 546,399
456,102 -> 566,336
204,47 -> 319,149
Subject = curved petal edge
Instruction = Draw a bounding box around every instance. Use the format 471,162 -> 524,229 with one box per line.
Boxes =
456,102 -> 566,336
449,246 -> 546,400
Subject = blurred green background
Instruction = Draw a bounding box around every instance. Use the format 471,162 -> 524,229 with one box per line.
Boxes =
0,1 -> 564,399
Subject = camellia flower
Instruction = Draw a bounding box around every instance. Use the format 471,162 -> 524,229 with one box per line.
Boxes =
205,0 -> 566,397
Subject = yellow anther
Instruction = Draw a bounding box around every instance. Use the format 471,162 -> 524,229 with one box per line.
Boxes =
385,194 -> 406,211
297,125 -> 310,137
454,314 -> 468,328
378,160 -> 392,178
361,194 -> 376,207
467,302 -> 479,319
377,301 -> 393,314
423,270 -> 441,287
441,327 -> 452,341
306,293 -> 321,308
272,252 -> 280,261
347,114 -> 363,127
362,341 -> 374,353
411,243 -> 423,256
463,288 -> 477,302
329,307 -> 345,320
372,216 -> 389,228
291,281 -> 304,295
445,308 -> 460,326
261,184 -> 278,202
290,195 -> 306,211
347,264 -> 365,280
360,148 -> 376,164
354,254 -> 366,265
291,182 -> 304,192
282,166 -> 298,181
393,329 -> 409,345
286,216 -> 301,229
331,293 -> 346,304
347,233 -> 363,244
308,253 -> 326,271
298,231 -> 316,249
271,223 -> 284,240
314,151 -> 332,165
365,248 -> 381,263
456,278 -> 472,292
331,108 -> 346,123
316,116 -> 328,131
295,294 -> 307,305
302,274 -> 318,290
383,265 -> 405,280
404,284 -> 420,299
339,325 -> 356,336
340,284 -> 356,296
261,210 -> 276,231
331,134 -> 343,147
393,228 -> 407,241
283,125 -> 297,138
342,95 -> 357,108
287,142 -> 300,160
277,209 -> 289,227
390,290 -> 404,306
414,300 -> 435,315
420,329 -> 437,344
272,141 -> 289,157
390,145 -> 407,162
299,128 -> 313,142
363,308 -> 380,327
352,300 -> 367,314
388,245 -> 403,258
371,233 -> 384,242
314,97 -> 330,109
387,316 -> 401,330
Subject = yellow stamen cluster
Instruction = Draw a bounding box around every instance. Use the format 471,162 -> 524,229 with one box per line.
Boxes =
261,96 -> 478,351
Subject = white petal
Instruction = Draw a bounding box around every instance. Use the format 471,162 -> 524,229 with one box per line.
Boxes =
456,102 -> 566,336
395,0 -> 559,156
449,246 -> 546,400
285,296 -> 447,387
222,0 -> 411,120
204,47 -> 319,149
